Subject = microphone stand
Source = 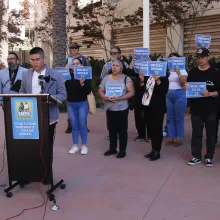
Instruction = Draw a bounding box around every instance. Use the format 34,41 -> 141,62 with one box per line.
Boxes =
39,82 -> 44,94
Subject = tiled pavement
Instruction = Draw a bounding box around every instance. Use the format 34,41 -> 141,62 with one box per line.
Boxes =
0,109 -> 220,220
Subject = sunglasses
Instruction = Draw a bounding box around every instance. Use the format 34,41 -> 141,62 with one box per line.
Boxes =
110,52 -> 119,55
70,47 -> 79,49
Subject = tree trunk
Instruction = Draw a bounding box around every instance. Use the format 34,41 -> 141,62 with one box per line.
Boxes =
52,0 -> 67,67
0,0 -> 9,67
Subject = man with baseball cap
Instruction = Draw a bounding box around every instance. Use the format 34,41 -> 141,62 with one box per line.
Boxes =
65,42 -> 89,133
66,42 -> 88,67
186,48 -> 220,167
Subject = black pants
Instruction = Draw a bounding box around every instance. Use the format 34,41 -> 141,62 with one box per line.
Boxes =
144,106 -> 165,152
134,104 -> 149,138
106,109 -> 129,152
191,114 -> 216,159
134,93 -> 150,139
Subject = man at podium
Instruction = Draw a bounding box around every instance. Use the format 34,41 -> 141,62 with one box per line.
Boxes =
0,52 -> 27,105
20,47 -> 66,183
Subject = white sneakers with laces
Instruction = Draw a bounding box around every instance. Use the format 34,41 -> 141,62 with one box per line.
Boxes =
188,157 -> 213,167
69,146 -> 79,154
69,145 -> 88,155
81,146 -> 88,155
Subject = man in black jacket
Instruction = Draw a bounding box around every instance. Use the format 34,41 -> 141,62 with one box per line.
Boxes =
187,48 -> 220,167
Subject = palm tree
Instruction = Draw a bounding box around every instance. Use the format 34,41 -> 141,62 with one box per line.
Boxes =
0,0 -> 9,67
51,0 -> 67,67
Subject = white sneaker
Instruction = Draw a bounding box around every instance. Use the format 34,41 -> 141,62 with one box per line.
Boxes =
69,146 -> 79,154
81,146 -> 88,155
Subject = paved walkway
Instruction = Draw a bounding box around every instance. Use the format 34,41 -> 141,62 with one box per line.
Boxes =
0,109 -> 220,220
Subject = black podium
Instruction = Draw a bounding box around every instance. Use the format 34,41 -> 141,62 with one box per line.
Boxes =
1,94 -> 65,200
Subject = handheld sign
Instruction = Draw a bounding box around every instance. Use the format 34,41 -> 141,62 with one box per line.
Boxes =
107,62 -> 112,72
74,66 -> 92,80
133,59 -> 141,73
168,57 -> 186,70
67,56 -> 73,68
148,61 -> 167,77
134,48 -> 149,60
195,34 -> 212,49
105,84 -> 124,97
55,67 -> 71,81
133,59 -> 148,76
139,61 -> 149,76
186,82 -> 206,98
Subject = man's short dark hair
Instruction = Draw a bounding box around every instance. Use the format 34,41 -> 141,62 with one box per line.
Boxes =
30,47 -> 45,57
8,52 -> 19,60
168,52 -> 181,58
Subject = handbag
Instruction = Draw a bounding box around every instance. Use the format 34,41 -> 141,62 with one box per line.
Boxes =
124,76 -> 134,110
87,91 -> 96,114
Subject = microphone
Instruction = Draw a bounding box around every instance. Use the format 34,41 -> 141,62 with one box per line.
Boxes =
39,75 -> 56,83
44,75 -> 56,83
38,75 -> 45,92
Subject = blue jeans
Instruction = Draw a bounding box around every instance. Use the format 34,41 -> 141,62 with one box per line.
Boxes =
166,89 -> 186,139
67,100 -> 88,145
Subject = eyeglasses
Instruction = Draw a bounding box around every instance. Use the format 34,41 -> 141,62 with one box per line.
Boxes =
30,58 -> 42,63
7,58 -> 16,61
110,52 -> 119,55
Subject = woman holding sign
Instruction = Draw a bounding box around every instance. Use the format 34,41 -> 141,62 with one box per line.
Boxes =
65,58 -> 92,155
140,66 -> 169,161
165,53 -> 188,147
99,59 -> 134,158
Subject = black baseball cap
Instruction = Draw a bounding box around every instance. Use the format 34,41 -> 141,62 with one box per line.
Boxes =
69,42 -> 81,48
196,48 -> 210,57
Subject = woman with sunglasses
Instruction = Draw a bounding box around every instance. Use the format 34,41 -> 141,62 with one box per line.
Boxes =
100,46 -> 129,79
99,59 -> 134,158
66,58 -> 92,155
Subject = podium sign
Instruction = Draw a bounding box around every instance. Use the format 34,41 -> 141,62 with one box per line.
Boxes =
11,97 -> 39,139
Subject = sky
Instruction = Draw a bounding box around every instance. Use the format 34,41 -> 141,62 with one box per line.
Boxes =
78,0 -> 100,8
8,0 -> 23,10
7,0 -> 101,11
8,0 -> 100,10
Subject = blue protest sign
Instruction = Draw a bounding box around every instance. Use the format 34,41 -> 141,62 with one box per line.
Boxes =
107,62 -> 112,72
133,59 -> 148,75
186,82 -> 206,98
139,61 -> 149,76
133,59 -> 141,73
55,67 -> 71,80
74,66 -> 92,79
105,84 -> 124,97
148,61 -> 167,77
11,97 -> 39,139
67,56 -> 73,68
168,57 -> 186,70
195,34 -> 212,49
134,48 -> 149,60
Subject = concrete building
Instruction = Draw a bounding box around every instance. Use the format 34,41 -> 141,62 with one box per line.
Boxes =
33,0 -> 220,65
